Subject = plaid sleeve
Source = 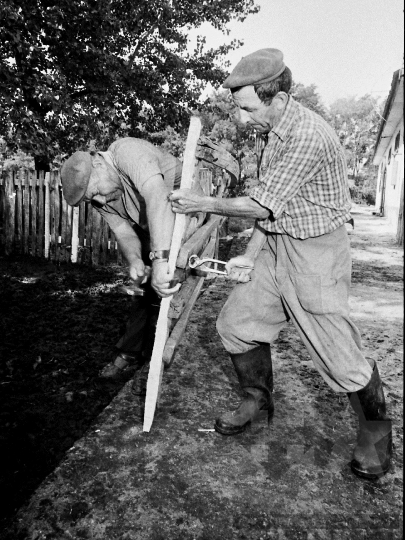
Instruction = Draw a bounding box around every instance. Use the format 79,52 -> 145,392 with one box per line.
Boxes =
250,126 -> 324,220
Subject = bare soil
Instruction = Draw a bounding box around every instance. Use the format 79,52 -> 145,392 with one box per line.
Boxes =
0,207 -> 403,540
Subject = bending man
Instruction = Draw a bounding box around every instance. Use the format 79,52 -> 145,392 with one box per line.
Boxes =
60,137 -> 181,391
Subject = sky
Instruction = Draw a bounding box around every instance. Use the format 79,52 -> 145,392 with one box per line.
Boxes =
188,0 -> 404,106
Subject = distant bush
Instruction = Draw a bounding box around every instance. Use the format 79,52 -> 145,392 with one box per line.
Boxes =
0,150 -> 35,173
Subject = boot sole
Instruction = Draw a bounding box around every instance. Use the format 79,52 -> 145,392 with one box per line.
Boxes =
214,421 -> 250,436
214,408 -> 274,436
351,460 -> 390,480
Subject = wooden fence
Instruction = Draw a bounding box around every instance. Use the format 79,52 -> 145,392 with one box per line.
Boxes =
0,167 -> 215,265
1,169 -> 128,265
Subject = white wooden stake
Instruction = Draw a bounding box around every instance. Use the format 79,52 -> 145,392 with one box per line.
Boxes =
143,115 -> 202,432
71,206 -> 80,263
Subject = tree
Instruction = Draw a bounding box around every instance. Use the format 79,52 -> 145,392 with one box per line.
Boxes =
291,82 -> 328,120
0,0 -> 259,160
330,97 -> 382,174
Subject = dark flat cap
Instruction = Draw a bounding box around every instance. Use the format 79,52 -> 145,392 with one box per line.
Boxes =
223,48 -> 285,89
60,151 -> 92,206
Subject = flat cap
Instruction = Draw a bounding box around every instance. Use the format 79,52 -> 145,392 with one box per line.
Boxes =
223,48 -> 285,89
60,151 -> 92,206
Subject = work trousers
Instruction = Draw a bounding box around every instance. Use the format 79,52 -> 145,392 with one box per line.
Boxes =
216,225 -> 373,393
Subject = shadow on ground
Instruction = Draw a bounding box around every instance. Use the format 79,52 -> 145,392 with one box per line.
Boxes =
0,257 -> 135,527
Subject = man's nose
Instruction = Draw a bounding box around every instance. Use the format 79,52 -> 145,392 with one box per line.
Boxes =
238,109 -> 250,125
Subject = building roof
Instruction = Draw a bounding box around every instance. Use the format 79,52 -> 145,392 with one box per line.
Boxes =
373,68 -> 404,165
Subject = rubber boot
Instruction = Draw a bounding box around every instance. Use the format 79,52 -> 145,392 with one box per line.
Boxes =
348,364 -> 392,479
215,344 -> 274,435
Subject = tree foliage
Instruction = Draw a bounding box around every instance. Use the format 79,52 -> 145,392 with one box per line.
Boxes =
329,95 -> 383,178
0,0 -> 259,158
291,82 -> 328,120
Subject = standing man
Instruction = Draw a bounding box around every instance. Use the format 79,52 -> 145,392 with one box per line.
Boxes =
170,48 -> 392,479
60,137 -> 182,392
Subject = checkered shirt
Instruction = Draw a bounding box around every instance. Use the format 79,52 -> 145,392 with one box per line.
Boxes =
250,97 -> 352,239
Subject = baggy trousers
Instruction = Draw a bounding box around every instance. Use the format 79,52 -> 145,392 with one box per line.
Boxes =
216,225 -> 373,393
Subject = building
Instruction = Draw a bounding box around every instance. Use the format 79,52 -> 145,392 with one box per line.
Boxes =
373,68 -> 404,245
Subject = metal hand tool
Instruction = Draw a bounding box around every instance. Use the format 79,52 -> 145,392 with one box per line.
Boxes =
188,254 -> 253,275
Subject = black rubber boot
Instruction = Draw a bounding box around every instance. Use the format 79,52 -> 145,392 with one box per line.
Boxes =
215,344 -> 274,435
348,364 -> 393,479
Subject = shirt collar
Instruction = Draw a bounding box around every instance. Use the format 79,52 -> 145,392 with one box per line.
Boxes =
270,95 -> 298,142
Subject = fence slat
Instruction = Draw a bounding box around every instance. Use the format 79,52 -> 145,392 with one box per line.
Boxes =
44,173 -> 51,258
65,203 -> 73,263
16,170 -> 23,253
37,171 -> 45,258
5,172 -> 15,255
85,203 -> 93,265
23,170 -> 30,254
78,201 -> 86,263
59,193 -> 68,262
49,173 -> 56,262
1,167 -> 127,266
29,171 -> 36,257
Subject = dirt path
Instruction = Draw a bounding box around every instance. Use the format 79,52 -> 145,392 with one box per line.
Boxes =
1,208 -> 403,540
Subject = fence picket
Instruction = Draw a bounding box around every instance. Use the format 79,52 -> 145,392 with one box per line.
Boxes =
5,173 -> 15,255
65,203 -> 73,263
16,171 -> 23,252
49,173 -> 57,262
1,165 -> 199,266
23,170 -> 30,254
78,201 -> 86,263
44,173 -> 51,258
37,171 -> 45,258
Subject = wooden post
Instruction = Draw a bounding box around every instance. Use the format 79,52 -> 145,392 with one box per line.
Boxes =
54,177 -> 61,263
23,169 -> 30,255
30,171 -> 37,257
65,203 -> 73,263
4,172 -> 15,255
44,172 -> 51,258
37,171 -> 45,258
49,173 -> 57,262
16,170 -> 23,253
78,202 -> 86,264
143,115 -> 202,433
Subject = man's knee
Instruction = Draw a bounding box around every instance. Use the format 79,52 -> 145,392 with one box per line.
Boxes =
216,305 -> 235,342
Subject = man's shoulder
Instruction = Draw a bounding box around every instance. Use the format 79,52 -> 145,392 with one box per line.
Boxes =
293,101 -> 339,147
108,137 -> 160,156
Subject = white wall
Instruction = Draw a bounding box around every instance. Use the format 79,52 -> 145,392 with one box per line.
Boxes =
375,121 -> 404,232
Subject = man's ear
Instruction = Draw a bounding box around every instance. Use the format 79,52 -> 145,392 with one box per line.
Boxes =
91,154 -> 105,167
274,92 -> 288,110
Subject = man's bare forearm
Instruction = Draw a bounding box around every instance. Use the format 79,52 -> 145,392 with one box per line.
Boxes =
111,221 -> 142,264
244,223 -> 268,260
205,196 -> 270,219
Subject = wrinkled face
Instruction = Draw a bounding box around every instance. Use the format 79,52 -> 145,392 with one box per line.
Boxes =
84,160 -> 123,206
232,85 -> 278,134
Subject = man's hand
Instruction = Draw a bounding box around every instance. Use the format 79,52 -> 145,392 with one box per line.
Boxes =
170,189 -> 207,214
152,261 -> 181,298
226,255 -> 254,283
128,258 -> 148,285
